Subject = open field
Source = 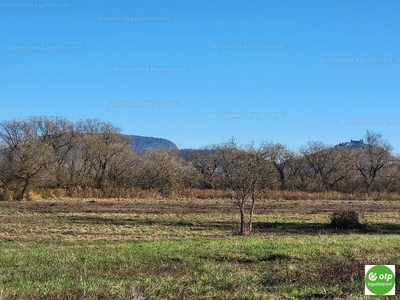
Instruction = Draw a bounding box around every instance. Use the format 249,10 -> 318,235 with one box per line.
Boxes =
0,197 -> 399,299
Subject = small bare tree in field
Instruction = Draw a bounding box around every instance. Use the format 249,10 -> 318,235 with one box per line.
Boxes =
215,139 -> 268,235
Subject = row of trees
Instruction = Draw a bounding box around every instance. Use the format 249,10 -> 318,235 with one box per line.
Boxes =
0,117 -> 398,234
0,117 -> 184,199
191,135 -> 396,194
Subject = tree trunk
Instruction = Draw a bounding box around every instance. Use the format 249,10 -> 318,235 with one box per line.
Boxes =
278,168 -> 286,190
18,180 -> 29,201
239,202 -> 246,235
249,193 -> 256,232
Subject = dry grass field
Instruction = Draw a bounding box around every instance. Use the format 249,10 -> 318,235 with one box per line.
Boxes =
0,196 -> 399,299
1,197 -> 399,241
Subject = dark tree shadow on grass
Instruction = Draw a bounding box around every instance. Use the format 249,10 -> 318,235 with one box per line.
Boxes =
253,221 -> 400,235
66,216 -> 236,230
65,215 -> 400,235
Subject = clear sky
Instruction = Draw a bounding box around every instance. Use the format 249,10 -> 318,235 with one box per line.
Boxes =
1,0 -> 399,152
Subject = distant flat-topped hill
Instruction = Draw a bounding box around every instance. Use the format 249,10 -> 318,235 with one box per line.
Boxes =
123,135 -> 178,154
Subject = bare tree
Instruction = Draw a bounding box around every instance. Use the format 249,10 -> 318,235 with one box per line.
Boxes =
352,131 -> 393,194
105,141 -> 138,189
300,142 -> 353,191
32,116 -> 76,188
381,154 -> 400,192
215,139 -> 267,235
133,150 -> 184,195
285,153 -> 309,191
190,147 -> 221,189
0,118 -> 52,200
74,119 -> 133,190
262,142 -> 295,190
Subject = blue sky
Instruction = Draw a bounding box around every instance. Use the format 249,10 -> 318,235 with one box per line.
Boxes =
1,0 -> 399,152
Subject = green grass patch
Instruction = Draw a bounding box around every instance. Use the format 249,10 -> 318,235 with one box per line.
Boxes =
1,235 -> 399,299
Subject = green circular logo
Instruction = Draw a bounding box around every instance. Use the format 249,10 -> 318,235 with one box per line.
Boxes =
365,265 -> 395,295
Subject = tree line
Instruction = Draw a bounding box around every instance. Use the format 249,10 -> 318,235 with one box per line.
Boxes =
1,116 -> 399,234
0,116 -> 398,200
0,117 -> 191,200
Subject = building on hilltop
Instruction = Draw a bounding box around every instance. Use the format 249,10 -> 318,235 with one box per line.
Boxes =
334,140 -> 365,150
350,140 -> 363,144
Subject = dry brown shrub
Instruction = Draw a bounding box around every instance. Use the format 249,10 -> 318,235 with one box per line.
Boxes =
329,210 -> 364,229
171,188 -> 235,199
26,191 -> 42,201
0,189 -> 14,201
